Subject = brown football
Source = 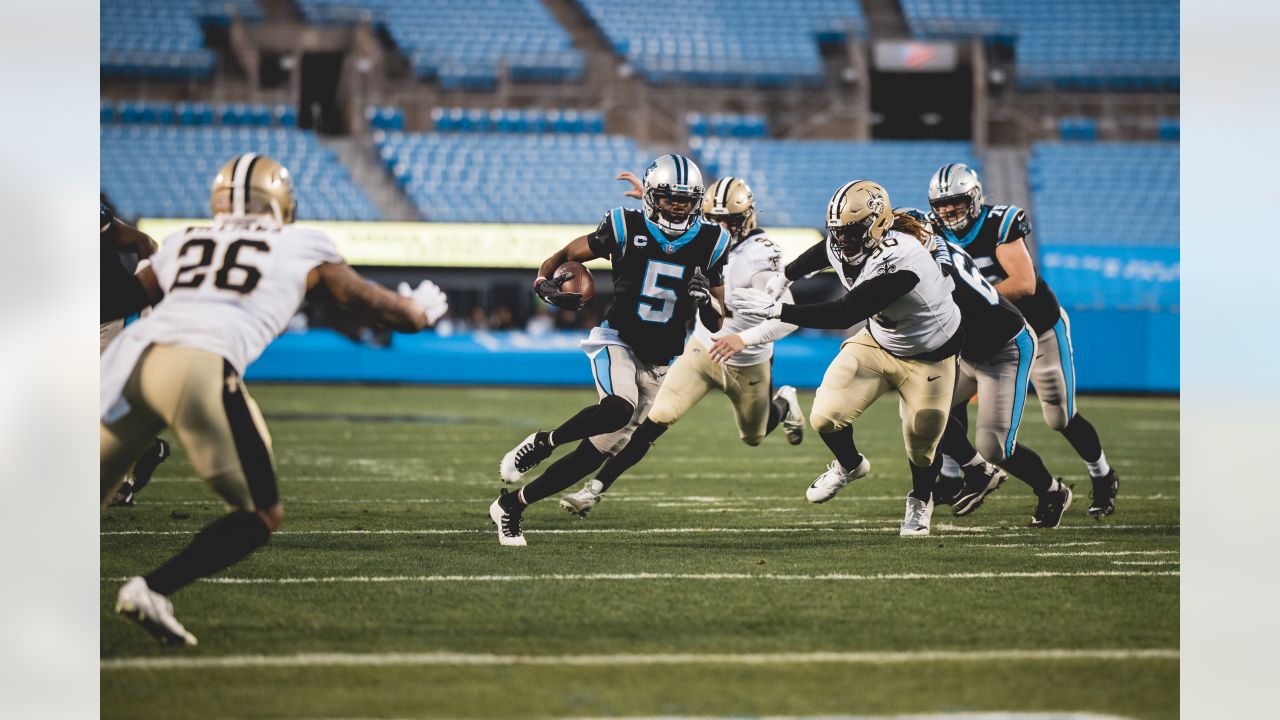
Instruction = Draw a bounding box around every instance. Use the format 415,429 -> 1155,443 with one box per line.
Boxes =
554,261 -> 595,306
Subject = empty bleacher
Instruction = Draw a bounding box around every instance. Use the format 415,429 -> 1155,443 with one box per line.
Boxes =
101,0 -> 220,78
430,108 -> 605,134
576,0 -> 867,86
101,126 -> 380,221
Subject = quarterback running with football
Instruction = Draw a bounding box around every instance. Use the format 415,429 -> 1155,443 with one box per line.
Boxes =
492,154 -> 730,546
557,174 -> 805,518
100,154 -> 449,645
926,163 -> 1119,517
735,180 -> 963,537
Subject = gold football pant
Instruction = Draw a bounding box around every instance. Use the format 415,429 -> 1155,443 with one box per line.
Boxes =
810,330 -> 957,467
100,344 -> 278,512
647,338 -> 773,445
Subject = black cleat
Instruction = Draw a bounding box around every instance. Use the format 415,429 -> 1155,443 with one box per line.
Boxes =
1030,483 -> 1073,529
932,475 -> 964,507
1088,470 -> 1119,518
952,462 -> 1008,517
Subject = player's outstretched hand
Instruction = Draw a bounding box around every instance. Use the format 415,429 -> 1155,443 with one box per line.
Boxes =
732,287 -> 782,320
533,272 -> 584,311
708,334 -> 746,363
399,280 -> 449,325
617,171 -> 643,199
764,273 -> 790,299
687,267 -> 713,307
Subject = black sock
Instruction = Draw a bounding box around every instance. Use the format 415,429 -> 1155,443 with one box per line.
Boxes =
1060,413 -> 1104,463
550,396 -> 634,447
519,441 -> 610,505
908,455 -> 943,502
1000,444 -> 1055,495
938,411 -> 977,462
145,511 -> 271,596
764,395 -> 788,435
130,438 -> 170,493
819,426 -> 863,471
597,420 -> 669,491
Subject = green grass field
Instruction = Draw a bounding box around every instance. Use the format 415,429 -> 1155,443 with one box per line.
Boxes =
100,385 -> 1179,719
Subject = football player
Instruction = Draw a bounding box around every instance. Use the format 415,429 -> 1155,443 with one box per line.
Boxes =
100,201 -> 169,506
735,180 -> 963,537
927,164 -> 1119,517
100,154 -> 448,645
557,175 -> 805,518
492,154 -> 730,546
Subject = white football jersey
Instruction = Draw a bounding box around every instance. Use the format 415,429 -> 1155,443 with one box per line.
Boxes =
121,218 -> 342,374
826,229 -> 960,357
692,229 -> 788,366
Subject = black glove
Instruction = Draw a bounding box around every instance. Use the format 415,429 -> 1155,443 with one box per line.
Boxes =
534,272 -> 583,310
688,267 -> 712,307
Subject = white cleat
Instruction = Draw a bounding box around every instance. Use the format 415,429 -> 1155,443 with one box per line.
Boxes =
774,385 -> 805,446
115,576 -> 198,646
901,495 -> 934,537
489,490 -> 527,547
559,479 -> 604,518
805,457 -> 871,504
499,431 -> 552,484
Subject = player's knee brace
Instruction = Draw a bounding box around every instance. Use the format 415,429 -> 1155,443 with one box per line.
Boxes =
596,395 -> 636,433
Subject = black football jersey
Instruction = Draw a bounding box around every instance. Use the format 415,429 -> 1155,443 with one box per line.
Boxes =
942,242 -> 1028,362
932,204 -> 1061,335
101,203 -> 149,323
586,207 -> 730,365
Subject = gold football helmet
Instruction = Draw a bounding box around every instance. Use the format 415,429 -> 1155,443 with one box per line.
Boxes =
210,153 -> 296,224
826,179 -> 893,264
702,176 -> 757,241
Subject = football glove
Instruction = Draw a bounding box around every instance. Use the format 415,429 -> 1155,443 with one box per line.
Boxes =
732,287 -> 782,320
399,280 -> 449,325
533,272 -> 583,311
688,267 -> 712,306
764,272 -> 791,299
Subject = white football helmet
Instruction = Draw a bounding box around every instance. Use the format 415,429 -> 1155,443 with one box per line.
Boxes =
928,163 -> 983,233
642,154 -> 704,237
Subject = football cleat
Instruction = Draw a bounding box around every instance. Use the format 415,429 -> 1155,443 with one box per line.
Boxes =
1030,483 -> 1073,529
1087,470 -> 1119,518
115,576 -> 197,647
805,457 -> 870,504
109,479 -> 137,507
932,474 -> 963,507
489,490 -> 527,547
901,495 -> 934,537
774,385 -> 805,446
559,479 -> 604,518
951,462 -> 1008,517
499,431 -> 553,484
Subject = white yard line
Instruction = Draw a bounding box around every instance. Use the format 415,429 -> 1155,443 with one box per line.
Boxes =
101,524 -> 1179,537
1036,550 -> 1178,557
1112,561 -> 1180,566
133,494 -> 1181,505
100,647 -> 1178,672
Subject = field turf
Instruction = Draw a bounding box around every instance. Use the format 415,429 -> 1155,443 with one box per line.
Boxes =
100,385 -> 1179,719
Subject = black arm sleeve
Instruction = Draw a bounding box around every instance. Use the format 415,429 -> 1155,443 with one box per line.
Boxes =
779,270 -> 919,330
784,239 -> 832,281
101,275 -> 153,323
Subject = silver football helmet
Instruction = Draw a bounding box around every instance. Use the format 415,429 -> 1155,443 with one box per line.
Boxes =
642,154 -> 704,237
928,163 -> 984,233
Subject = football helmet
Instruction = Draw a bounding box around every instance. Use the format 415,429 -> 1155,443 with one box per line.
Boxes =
642,154 -> 704,237
928,163 -> 984,233
826,179 -> 893,265
702,176 -> 756,242
210,153 -> 297,224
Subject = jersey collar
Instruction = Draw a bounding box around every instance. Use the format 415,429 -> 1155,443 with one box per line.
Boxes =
644,216 -> 702,254
939,206 -> 988,248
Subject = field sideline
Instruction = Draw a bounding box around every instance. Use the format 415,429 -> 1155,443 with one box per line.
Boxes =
100,385 -> 1179,719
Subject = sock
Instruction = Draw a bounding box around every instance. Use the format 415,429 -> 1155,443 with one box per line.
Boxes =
597,420 -> 669,491
999,444 -> 1055,495
1060,413 -> 1105,466
908,455 -> 943,502
940,454 -> 962,480
549,396 -> 635,447
764,395 -> 788,435
938,412 -> 978,470
501,489 -> 526,511
130,438 -> 170,493
819,426 -> 863,472
144,511 -> 271,596
962,452 -> 985,468
1085,451 -> 1112,478
519,441 -> 610,505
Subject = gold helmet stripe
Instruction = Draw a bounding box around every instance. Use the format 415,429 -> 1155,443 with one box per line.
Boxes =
231,152 -> 260,216
828,180 -> 857,225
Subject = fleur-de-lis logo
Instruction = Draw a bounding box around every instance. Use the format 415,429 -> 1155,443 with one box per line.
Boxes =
866,192 -> 886,215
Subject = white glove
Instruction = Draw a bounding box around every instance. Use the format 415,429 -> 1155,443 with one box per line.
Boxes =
764,272 -> 790,299
399,280 -> 449,325
732,287 -> 782,320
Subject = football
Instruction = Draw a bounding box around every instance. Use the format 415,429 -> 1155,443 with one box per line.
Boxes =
554,261 -> 594,306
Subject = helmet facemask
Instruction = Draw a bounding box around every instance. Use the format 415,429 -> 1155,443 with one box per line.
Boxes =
830,216 -> 879,265
642,154 -> 705,237
929,189 -> 980,233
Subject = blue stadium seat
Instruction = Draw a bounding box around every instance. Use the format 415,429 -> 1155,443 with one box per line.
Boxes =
101,0 -> 218,78
366,105 -> 406,131
1058,117 -> 1097,141
1157,117 -> 1179,141
429,107 -> 604,134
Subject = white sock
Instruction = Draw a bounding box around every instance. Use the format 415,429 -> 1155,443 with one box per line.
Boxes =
962,452 -> 985,468
941,454 -> 962,479
1045,478 -> 1062,494
586,479 -> 604,494
1085,452 -> 1111,478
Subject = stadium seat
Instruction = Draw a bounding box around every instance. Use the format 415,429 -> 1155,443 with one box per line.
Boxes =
100,0 -> 219,78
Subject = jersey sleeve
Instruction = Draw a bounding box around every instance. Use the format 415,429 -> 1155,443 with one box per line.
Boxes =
291,227 -> 344,267
586,208 -> 627,259
148,230 -> 189,291
704,226 -> 731,286
996,206 -> 1032,245
748,236 -> 785,276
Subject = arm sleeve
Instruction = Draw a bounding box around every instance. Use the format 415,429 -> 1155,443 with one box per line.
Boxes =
779,270 -> 919,330
928,236 -> 955,277
585,210 -> 622,259
101,275 -> 152,322
784,238 -> 832,281
737,286 -> 798,345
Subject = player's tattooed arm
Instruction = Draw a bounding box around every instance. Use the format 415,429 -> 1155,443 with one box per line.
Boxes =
993,239 -> 1037,299
784,239 -> 832,281
311,262 -> 431,332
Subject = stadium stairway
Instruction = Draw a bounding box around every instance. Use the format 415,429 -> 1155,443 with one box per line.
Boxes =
319,135 -> 421,221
